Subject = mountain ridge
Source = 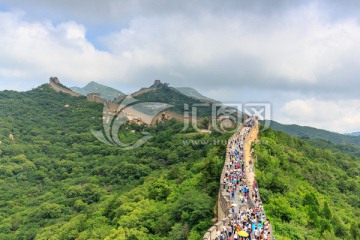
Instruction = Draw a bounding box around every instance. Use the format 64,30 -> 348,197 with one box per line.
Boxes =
346,131 -> 360,136
265,120 -> 360,146
132,80 -> 213,117
53,78 -> 360,147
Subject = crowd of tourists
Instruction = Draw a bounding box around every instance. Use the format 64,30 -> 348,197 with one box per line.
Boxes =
217,117 -> 272,240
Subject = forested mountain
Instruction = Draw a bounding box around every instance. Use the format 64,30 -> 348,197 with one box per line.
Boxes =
133,82 -> 213,117
255,128 -> 360,239
1,83 -> 359,240
70,80 -> 218,118
0,84 -> 228,239
70,81 -> 125,101
266,120 -> 360,146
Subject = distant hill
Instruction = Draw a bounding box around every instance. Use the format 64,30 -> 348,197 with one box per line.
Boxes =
265,120 -> 360,146
70,81 -> 125,101
346,131 -> 360,136
176,87 -> 218,102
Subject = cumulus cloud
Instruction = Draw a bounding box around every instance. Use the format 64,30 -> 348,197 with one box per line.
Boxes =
0,1 -> 360,132
0,12 -> 124,90
280,98 -> 360,133
96,4 -> 360,94
1,3 -> 360,92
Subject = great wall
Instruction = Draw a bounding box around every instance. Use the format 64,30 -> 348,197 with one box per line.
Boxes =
49,77 -> 185,125
130,79 -> 164,97
49,77 -> 82,97
50,77 -> 273,239
203,119 -> 274,240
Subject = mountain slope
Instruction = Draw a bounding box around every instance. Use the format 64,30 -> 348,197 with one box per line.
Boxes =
265,120 -> 360,146
0,84 -> 227,239
1,83 -> 359,239
255,128 -> 360,239
176,87 -> 218,102
71,81 -> 125,101
133,81 -> 213,117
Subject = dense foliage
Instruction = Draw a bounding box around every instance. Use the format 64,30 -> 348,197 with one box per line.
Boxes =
0,85 -> 228,239
2,84 -> 359,240
255,128 -> 360,239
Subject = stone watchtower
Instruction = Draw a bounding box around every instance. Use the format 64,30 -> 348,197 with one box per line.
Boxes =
150,80 -> 162,88
50,77 -> 60,84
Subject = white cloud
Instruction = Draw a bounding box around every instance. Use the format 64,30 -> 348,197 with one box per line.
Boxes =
280,98 -> 360,133
96,4 -> 360,93
1,4 -> 360,91
1,2 -> 360,132
0,11 -> 118,87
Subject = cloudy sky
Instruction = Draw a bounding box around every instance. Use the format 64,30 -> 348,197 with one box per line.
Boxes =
0,0 -> 359,133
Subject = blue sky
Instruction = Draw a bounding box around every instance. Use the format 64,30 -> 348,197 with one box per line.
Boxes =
0,0 -> 360,133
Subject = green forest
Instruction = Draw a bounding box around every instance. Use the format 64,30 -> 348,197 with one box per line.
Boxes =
0,84 -> 359,239
0,85 -> 228,239
255,128 -> 360,239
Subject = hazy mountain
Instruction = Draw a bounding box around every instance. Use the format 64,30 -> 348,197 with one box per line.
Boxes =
71,81 -> 125,101
346,131 -> 360,136
265,120 -> 360,146
175,87 -> 218,102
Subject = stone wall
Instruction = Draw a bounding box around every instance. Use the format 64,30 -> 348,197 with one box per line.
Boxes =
49,77 -> 202,126
49,77 -> 82,97
150,110 -> 185,125
203,127 -> 242,240
130,87 -> 154,97
203,122 -> 267,240
87,93 -> 106,104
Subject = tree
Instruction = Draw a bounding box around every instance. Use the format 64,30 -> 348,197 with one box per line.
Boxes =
321,201 -> 332,219
148,177 -> 171,201
322,230 -> 336,240
303,192 -> 320,213
350,222 -> 360,240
